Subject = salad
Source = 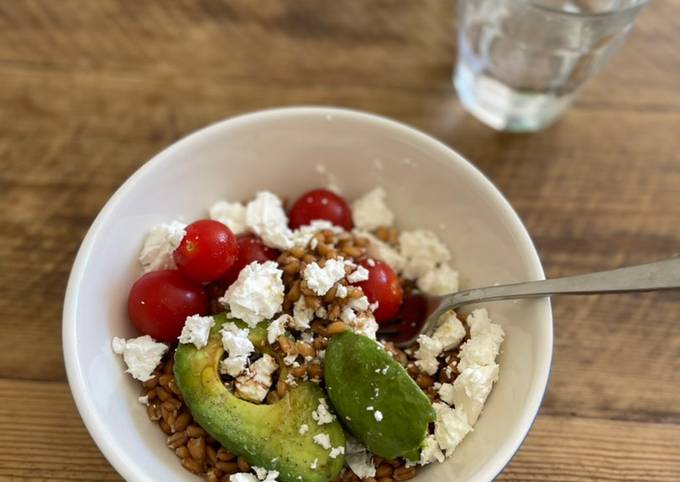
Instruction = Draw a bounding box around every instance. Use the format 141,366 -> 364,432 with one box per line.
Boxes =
112,186 -> 504,482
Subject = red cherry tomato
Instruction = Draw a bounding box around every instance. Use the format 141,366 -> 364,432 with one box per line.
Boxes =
220,234 -> 281,287
289,188 -> 353,230
173,219 -> 239,283
354,259 -> 403,323
127,270 -> 208,342
389,293 -> 428,344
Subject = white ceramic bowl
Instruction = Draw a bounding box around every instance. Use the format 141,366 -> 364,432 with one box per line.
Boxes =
63,107 -> 552,482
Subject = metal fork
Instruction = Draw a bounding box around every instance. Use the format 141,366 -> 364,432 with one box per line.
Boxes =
378,257 -> 680,347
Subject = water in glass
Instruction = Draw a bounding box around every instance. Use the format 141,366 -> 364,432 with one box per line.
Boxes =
454,0 -> 648,132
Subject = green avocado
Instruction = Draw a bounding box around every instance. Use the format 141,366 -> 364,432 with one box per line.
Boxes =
174,314 -> 345,482
324,331 -> 435,461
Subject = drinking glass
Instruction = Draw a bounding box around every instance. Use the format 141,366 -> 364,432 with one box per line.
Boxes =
454,0 -> 648,132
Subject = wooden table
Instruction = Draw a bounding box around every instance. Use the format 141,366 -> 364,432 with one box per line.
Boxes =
1,1 -> 679,480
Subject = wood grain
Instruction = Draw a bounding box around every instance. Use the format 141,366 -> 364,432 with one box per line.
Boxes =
0,0 -> 679,480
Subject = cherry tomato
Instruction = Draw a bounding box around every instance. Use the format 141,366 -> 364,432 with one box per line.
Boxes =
220,234 -> 281,287
173,219 -> 239,283
354,259 -> 403,323
389,293 -> 428,344
289,188 -> 353,230
127,270 -> 208,342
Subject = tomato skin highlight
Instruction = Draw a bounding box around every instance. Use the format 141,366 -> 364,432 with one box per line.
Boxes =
289,188 -> 353,230
354,259 -> 403,323
127,270 -> 208,342
173,219 -> 239,283
219,234 -> 280,287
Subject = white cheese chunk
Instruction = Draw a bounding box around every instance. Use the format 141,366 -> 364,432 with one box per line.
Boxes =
298,424 -> 310,435
438,383 -> 456,405
329,446 -> 345,459
291,220 -> 343,248
138,221 -> 186,272
230,474 -> 258,482
452,364 -> 499,425
219,261 -> 284,327
419,435 -> 445,465
302,259 -> 346,296
112,335 -> 167,382
399,230 -> 450,280
267,314 -> 291,345
313,433 -> 332,450
178,315 -> 215,349
347,311 -> 379,340
347,265 -> 370,283
219,323 -> 254,377
312,398 -> 336,425
433,311 -> 466,351
432,402 -> 472,455
209,201 -> 247,234
351,187 -> 395,231
417,263 -> 459,296
414,334 -> 443,375
292,297 -> 314,330
138,395 -> 149,405
345,436 -> 376,478
457,311 -> 505,372
245,191 -> 293,250
252,466 -> 279,482
374,410 -> 383,422
236,354 -> 278,403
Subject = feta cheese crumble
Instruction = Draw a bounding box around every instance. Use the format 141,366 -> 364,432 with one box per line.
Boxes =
351,187 -> 395,231
414,334 -> 443,375
291,220 -> 342,247
298,424 -> 309,435
178,314 -> 215,349
419,435 -> 445,465
245,191 -> 293,250
313,433 -> 331,450
347,264 -> 370,283
329,446 -> 345,458
209,201 -> 247,234
433,311 -> 466,351
292,297 -> 314,330
267,314 -> 291,344
137,395 -> 149,405
112,335 -> 167,382
220,261 -> 284,327
138,221 -> 186,272
312,398 -> 336,425
374,410 -> 384,422
345,437 -> 376,478
303,259 -> 347,296
451,364 -> 499,425
457,323 -> 504,372
310,458 -> 318,470
230,474 -> 258,482
235,354 -> 278,403
251,467 -> 279,482
417,263 -> 459,296
399,230 -> 450,280
219,323 -> 254,377
432,402 -> 472,455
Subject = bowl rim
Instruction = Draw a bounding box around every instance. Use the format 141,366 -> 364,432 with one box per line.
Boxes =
62,106 -> 553,482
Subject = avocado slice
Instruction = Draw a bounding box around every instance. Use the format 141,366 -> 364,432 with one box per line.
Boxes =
174,314 -> 345,482
324,331 -> 435,460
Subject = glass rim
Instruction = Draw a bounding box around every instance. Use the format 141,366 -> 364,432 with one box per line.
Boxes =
522,0 -> 649,18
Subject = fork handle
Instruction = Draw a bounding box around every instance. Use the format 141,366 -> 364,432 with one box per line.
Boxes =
434,257 -> 680,315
